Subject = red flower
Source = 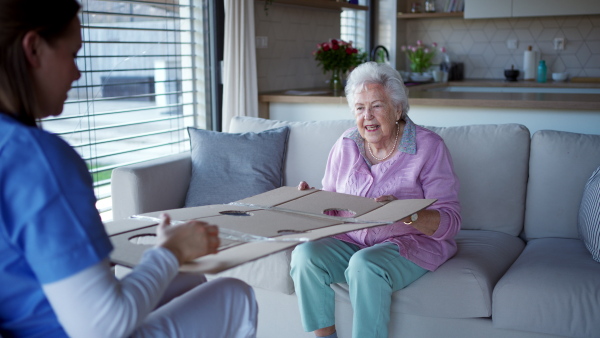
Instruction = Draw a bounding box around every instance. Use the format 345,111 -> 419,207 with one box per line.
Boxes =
313,38 -> 367,74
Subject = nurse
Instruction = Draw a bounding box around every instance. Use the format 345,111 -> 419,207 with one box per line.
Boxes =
0,0 -> 257,337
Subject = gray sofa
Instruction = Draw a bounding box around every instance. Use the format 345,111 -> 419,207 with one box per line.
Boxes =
111,116 -> 600,338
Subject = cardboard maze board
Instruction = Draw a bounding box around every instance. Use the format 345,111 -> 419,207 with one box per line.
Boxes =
109,186 -> 435,274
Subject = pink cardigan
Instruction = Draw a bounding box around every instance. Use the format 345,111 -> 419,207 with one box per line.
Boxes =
323,120 -> 461,271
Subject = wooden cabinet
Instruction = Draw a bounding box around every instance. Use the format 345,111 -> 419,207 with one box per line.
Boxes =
464,0 -> 600,19
261,0 -> 368,11
397,0 -> 463,20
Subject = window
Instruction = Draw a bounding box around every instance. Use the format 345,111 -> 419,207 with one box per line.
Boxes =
341,6 -> 368,53
42,0 -> 212,221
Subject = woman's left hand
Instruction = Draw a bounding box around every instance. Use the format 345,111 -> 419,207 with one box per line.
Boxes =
374,195 -> 397,202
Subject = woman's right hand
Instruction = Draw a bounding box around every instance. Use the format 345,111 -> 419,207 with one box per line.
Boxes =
298,181 -> 313,190
156,213 -> 220,265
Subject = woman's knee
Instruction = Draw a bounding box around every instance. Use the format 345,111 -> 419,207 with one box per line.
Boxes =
290,240 -> 331,270
346,248 -> 390,281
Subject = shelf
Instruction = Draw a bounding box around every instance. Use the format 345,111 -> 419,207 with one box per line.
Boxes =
262,0 -> 368,11
398,11 -> 464,19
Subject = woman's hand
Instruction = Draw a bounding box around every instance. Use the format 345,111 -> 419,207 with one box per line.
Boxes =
374,195 -> 397,202
156,213 -> 220,265
298,181 -> 314,190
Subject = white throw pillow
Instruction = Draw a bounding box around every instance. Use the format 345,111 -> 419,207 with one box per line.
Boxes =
578,166 -> 600,263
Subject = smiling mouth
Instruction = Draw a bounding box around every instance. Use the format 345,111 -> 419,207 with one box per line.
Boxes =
365,125 -> 379,131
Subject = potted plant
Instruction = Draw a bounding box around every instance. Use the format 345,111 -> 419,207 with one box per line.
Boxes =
401,40 -> 439,82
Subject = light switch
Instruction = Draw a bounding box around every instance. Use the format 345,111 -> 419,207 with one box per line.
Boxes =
507,39 -> 518,49
554,38 -> 565,50
256,36 -> 268,49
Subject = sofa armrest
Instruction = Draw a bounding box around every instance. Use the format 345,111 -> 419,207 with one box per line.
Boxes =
111,153 -> 192,220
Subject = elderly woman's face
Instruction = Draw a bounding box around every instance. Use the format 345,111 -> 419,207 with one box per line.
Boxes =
353,83 -> 402,147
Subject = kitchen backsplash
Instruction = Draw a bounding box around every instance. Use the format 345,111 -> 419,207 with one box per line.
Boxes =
405,15 -> 600,79
255,2 -> 340,92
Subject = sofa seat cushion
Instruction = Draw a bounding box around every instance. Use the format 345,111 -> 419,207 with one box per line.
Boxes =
493,238 -> 600,338
207,249 -> 295,294
332,230 -> 524,318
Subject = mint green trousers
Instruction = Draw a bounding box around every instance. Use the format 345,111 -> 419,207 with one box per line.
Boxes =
290,238 -> 427,338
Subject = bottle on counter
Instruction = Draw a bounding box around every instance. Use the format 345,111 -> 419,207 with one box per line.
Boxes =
537,60 -> 547,83
523,46 -> 537,81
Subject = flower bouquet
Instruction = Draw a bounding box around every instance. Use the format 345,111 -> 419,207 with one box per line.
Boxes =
313,39 -> 366,94
401,40 -> 438,75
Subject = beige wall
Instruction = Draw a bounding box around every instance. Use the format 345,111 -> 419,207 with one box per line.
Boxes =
254,2 -> 341,92
403,15 -> 600,79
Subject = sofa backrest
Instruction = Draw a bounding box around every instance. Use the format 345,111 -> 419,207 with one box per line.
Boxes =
524,130 -> 600,240
230,117 -> 531,236
426,124 -> 530,236
229,116 -> 355,188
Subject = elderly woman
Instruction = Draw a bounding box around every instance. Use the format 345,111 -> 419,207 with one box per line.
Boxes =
291,62 -> 461,338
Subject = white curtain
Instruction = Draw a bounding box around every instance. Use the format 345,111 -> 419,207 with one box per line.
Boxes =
222,0 -> 258,132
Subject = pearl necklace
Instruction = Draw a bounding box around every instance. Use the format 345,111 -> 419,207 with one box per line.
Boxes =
367,124 -> 400,162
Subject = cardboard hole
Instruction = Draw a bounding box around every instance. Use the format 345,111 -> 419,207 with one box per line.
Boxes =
219,210 -> 253,216
323,208 -> 356,217
129,234 -> 156,245
277,229 -> 308,235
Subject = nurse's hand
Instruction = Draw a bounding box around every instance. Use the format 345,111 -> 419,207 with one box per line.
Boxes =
156,213 -> 220,265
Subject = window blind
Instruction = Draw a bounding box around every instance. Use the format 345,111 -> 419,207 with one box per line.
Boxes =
42,0 -> 209,221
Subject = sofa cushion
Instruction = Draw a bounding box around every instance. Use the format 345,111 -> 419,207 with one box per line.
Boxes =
525,130 -> 600,240
425,124 -> 530,236
207,249 -> 295,294
229,117 -> 355,188
492,238 -> 600,337
578,166 -> 600,263
332,230 -> 524,318
185,126 -> 290,207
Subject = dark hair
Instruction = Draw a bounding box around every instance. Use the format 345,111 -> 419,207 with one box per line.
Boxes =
0,0 -> 81,127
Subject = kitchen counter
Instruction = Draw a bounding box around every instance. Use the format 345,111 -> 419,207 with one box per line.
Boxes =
258,80 -> 600,116
257,80 -> 600,135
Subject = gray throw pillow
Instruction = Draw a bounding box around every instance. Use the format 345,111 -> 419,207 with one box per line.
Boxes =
184,126 -> 290,207
578,166 -> 600,263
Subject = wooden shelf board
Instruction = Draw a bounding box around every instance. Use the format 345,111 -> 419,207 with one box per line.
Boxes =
398,11 -> 464,19
264,0 -> 368,11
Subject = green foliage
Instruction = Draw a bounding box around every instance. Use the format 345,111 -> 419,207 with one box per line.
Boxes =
401,41 -> 438,73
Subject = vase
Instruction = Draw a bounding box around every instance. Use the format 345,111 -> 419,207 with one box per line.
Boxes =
410,72 -> 433,83
330,69 -> 344,96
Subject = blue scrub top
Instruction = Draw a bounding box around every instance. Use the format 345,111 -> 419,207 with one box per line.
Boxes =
0,114 -> 113,336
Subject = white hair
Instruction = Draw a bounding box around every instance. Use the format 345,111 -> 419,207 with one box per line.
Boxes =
345,62 -> 410,119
